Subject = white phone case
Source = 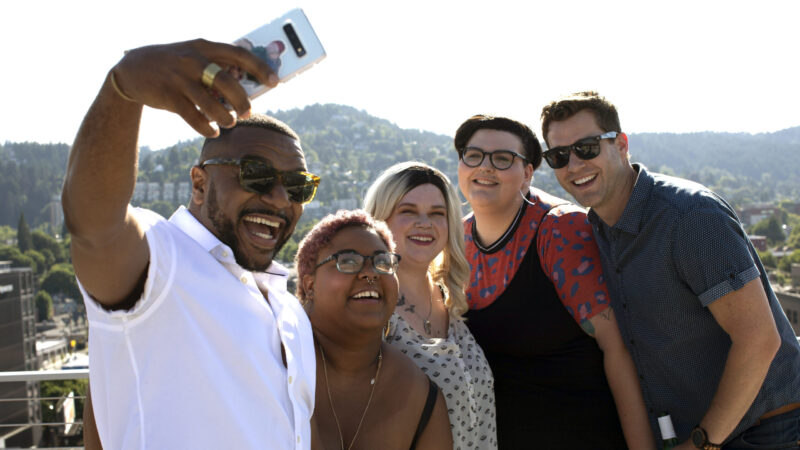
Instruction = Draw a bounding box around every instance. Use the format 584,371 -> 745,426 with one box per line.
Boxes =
233,8 -> 326,99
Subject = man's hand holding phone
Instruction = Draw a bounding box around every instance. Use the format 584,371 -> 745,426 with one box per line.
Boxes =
108,39 -> 277,137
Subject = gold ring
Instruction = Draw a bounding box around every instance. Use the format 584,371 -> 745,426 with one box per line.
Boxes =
201,63 -> 223,88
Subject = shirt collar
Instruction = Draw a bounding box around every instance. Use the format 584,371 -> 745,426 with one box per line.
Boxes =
168,206 -> 288,279
587,163 -> 653,235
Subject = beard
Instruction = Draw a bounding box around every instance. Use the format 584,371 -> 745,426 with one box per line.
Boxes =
206,181 -> 293,272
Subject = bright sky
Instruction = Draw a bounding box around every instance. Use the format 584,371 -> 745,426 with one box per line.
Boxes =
2,1 -> 799,150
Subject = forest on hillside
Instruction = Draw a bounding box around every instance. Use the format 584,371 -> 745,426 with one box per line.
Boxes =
2,103 -> 799,232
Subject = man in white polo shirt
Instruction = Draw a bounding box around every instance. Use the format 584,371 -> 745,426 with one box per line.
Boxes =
63,40 -> 318,449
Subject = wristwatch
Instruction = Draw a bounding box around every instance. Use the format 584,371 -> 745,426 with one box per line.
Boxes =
691,426 -> 722,450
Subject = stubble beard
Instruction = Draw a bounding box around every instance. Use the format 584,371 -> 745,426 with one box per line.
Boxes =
206,181 -> 292,272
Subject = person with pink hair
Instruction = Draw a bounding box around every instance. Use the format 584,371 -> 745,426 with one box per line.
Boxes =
295,209 -> 453,449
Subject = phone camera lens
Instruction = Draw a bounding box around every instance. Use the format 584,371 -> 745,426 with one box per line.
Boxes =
283,24 -> 306,57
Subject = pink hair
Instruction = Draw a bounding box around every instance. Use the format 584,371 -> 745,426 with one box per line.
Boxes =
295,209 -> 395,302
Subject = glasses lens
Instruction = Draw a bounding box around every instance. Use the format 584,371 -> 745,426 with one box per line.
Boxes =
336,252 -> 364,273
544,148 -> 569,169
239,160 -> 277,193
490,151 -> 515,170
282,172 -> 319,203
372,252 -> 398,274
573,143 -> 601,160
461,149 -> 484,167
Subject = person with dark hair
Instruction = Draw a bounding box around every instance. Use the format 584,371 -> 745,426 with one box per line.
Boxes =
453,114 -> 654,448
63,40 -> 319,448
295,209 -> 453,449
541,91 -> 800,449
364,161 -> 497,449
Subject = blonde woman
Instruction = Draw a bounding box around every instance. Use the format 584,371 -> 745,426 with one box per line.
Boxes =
364,162 -> 497,449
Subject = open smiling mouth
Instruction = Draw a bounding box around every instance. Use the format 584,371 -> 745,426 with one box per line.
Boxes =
243,216 -> 280,241
573,174 -> 597,186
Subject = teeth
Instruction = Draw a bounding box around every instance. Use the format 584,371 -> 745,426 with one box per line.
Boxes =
353,290 -> 379,299
244,216 -> 280,227
252,231 -> 274,239
409,236 -> 433,242
475,179 -> 495,185
574,175 -> 596,185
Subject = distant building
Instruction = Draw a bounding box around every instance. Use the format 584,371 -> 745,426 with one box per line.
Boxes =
177,182 -> 191,204
0,261 -> 41,447
146,182 -> 161,202
739,204 -> 780,227
330,198 -> 358,210
778,289 -> 800,336
163,182 -> 176,203
749,235 -> 768,252
793,264 -> 800,290
132,182 -> 147,203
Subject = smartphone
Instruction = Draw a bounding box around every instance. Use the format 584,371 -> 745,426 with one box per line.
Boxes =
232,9 -> 326,100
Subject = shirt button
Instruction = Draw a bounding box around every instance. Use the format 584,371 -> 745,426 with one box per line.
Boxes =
288,375 -> 293,384
222,250 -> 228,258
297,435 -> 300,443
622,303 -> 627,309
630,339 -> 635,345
241,276 -> 248,284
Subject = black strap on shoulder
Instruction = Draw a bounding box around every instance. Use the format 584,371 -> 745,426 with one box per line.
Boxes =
409,378 -> 439,450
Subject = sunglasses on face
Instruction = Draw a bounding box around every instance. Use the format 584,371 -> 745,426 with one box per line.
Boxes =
316,250 -> 401,275
542,131 -> 619,169
460,147 -> 528,170
199,157 -> 321,204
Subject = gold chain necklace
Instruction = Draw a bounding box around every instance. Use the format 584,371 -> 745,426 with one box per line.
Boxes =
320,345 -> 383,450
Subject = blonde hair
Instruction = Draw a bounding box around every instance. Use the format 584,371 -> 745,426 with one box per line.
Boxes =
363,161 -> 469,318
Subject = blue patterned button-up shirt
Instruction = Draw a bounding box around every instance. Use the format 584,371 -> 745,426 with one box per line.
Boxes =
587,164 -> 800,444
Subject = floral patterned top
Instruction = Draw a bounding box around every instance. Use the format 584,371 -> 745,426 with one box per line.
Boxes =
386,309 -> 497,449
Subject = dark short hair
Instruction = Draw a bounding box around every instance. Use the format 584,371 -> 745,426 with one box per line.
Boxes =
453,115 -> 543,170
201,113 -> 299,159
540,91 -> 621,148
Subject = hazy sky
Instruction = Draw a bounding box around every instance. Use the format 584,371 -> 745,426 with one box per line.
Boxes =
2,0 -> 798,149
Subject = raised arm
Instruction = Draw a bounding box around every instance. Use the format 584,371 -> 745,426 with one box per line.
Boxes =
62,39 -> 276,306
591,309 -> 656,449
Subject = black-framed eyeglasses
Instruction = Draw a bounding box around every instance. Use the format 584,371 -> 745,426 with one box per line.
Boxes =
459,147 -> 528,170
542,131 -> 619,169
316,250 -> 401,275
199,157 -> 321,204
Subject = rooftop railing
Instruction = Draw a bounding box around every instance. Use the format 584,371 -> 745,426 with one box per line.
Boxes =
0,369 -> 88,450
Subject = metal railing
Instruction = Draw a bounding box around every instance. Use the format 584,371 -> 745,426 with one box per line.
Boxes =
0,369 -> 88,449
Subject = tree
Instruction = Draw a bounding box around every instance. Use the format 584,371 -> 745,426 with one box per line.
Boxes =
32,229 -> 66,262
35,290 -> 54,321
41,265 -> 81,300
23,249 -> 45,275
750,216 -> 785,245
17,213 -> 33,252
0,245 -> 36,270
758,250 -> 777,269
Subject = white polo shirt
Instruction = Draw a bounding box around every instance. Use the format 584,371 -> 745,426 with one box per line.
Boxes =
82,206 -> 315,450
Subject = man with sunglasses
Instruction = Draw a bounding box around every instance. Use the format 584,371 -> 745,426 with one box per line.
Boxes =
541,91 -> 800,449
454,115 -> 654,448
62,40 -> 318,449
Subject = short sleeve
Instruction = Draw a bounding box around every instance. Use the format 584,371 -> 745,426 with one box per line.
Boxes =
537,206 -> 611,324
81,206 -> 177,325
673,205 -> 760,306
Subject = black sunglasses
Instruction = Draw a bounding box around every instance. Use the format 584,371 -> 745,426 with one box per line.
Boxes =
542,131 -> 619,169
199,157 -> 321,204
460,147 -> 528,170
316,250 -> 401,275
